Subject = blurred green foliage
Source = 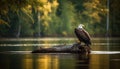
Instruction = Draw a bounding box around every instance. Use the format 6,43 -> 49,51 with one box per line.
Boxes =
109,0 -> 120,37
0,0 -> 119,37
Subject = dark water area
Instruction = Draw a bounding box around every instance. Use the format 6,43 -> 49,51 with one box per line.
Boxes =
0,37 -> 120,69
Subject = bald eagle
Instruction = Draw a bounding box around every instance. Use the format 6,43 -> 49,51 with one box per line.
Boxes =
74,24 -> 91,47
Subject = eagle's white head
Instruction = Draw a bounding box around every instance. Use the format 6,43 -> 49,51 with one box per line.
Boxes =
78,24 -> 84,29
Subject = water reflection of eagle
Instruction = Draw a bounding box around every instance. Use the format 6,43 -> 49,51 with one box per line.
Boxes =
74,24 -> 91,50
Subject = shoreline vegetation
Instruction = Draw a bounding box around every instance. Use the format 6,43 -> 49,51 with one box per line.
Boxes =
0,0 -> 119,38
0,34 -> 119,38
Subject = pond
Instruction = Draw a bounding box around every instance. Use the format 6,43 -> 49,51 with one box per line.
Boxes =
0,37 -> 120,69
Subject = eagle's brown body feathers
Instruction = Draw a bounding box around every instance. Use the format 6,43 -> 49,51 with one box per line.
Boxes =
74,28 -> 91,46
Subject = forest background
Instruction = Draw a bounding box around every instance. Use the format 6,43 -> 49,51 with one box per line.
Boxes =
0,0 -> 119,38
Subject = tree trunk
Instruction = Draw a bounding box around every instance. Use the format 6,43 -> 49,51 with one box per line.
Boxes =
16,24 -> 21,38
32,8 -> 41,37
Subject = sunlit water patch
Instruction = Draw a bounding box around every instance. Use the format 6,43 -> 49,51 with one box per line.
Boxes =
0,37 -> 120,52
91,51 -> 120,54
0,43 -> 64,46
0,38 -> 75,41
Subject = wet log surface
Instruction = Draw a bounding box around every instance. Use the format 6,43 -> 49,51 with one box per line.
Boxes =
32,43 -> 91,53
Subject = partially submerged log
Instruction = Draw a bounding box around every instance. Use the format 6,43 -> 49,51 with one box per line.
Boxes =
32,43 -> 91,53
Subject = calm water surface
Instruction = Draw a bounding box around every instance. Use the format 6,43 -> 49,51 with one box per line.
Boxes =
0,37 -> 120,69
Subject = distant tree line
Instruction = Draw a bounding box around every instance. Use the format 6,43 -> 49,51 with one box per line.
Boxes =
0,0 -> 119,37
